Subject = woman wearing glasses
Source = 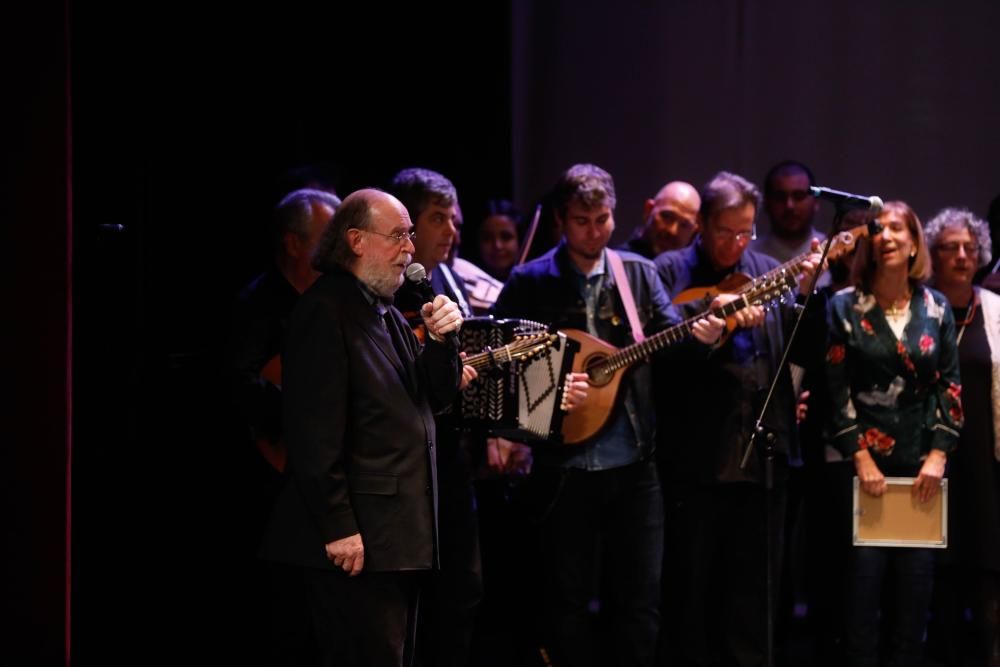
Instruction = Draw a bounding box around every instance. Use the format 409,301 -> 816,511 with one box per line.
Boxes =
825,201 -> 963,667
924,207 -> 1000,667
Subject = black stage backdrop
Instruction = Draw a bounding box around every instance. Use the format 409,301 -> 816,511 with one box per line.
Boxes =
511,0 -> 1000,236
66,4 -> 513,666
6,1 -> 1000,665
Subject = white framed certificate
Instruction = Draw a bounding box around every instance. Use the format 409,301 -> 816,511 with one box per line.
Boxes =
852,476 -> 948,548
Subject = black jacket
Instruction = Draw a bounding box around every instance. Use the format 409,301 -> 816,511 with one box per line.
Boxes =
261,269 -> 462,571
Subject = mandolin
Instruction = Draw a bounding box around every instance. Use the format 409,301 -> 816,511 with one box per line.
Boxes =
462,331 -> 560,372
673,222 -> 876,312
560,272 -> 798,445
559,221 -> 878,446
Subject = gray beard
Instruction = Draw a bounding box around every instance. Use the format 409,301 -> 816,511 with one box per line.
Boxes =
357,263 -> 403,299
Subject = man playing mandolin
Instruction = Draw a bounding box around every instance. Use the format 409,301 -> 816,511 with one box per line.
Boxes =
492,163 -> 729,667
654,170 -> 822,667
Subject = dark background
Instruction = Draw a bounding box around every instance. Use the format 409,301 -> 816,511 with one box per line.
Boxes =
6,3 -> 514,664
69,4 -> 514,666
510,1 -> 1000,235
5,1 -> 998,664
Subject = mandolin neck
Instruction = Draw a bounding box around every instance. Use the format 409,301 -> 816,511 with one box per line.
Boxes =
744,246 -> 821,294
600,298 -> 748,372
463,334 -> 553,370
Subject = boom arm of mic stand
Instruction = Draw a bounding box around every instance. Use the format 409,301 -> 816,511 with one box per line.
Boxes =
739,211 -> 840,473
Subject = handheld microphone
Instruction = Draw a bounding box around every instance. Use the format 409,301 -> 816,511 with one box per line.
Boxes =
810,186 -> 884,212
404,263 -> 457,343
404,262 -> 436,302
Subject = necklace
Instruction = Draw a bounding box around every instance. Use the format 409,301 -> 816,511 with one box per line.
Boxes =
881,290 -> 911,317
955,291 -> 978,345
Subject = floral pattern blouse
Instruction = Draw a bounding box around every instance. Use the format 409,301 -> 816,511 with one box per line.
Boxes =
826,284 -> 963,475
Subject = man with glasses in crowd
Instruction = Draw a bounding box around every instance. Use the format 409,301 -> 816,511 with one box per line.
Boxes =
261,189 -> 465,667
654,171 -> 821,667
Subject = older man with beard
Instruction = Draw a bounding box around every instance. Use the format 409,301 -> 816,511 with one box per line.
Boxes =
262,189 -> 465,667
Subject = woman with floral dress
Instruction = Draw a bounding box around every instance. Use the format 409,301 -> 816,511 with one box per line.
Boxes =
825,201 -> 963,667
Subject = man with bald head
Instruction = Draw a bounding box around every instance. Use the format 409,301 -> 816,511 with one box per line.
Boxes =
622,180 -> 701,259
262,189 -> 466,667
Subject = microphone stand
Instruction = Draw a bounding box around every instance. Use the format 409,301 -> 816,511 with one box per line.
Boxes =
738,205 -> 844,667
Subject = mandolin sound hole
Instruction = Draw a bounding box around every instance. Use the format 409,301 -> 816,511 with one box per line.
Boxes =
584,354 -> 613,387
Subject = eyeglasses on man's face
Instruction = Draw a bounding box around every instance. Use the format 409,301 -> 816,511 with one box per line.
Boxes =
363,228 -> 417,244
934,242 -> 979,256
711,226 -> 755,244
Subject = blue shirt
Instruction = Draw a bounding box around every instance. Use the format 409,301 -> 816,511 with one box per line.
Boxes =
562,250 -> 641,471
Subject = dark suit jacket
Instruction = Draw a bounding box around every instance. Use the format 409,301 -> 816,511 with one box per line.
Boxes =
261,269 -> 462,572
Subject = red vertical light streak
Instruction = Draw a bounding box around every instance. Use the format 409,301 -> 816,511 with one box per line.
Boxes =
64,0 -> 74,663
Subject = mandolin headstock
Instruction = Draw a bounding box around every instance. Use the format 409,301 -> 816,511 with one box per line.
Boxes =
745,271 -> 798,309
826,219 -> 883,262
512,332 -> 560,361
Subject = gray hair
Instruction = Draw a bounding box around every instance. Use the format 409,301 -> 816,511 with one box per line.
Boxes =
273,188 -> 341,251
924,207 -> 993,268
389,168 -> 457,223
312,192 -> 375,273
700,171 -> 762,225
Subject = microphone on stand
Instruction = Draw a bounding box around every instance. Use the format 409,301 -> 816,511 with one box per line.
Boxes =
810,186 -> 884,212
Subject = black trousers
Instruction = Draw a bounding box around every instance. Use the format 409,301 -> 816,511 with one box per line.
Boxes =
417,432 -> 483,667
304,567 -> 423,667
538,458 -> 664,667
663,482 -> 786,667
844,546 -> 935,667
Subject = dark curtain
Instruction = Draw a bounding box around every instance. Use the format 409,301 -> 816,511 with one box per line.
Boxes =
512,0 -> 1000,238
